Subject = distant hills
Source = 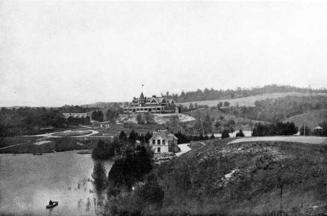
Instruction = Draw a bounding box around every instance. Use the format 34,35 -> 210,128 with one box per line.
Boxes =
177,91 -> 327,107
170,84 -> 327,103
80,85 -> 327,109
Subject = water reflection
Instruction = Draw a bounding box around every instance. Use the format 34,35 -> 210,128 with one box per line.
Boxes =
92,160 -> 108,215
0,151 -> 112,216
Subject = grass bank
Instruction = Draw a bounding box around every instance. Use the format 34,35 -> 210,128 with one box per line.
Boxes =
110,138 -> 327,216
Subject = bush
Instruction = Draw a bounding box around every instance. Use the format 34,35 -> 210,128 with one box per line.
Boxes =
252,122 -> 298,136
135,174 -> 164,205
91,140 -> 115,160
299,125 -> 311,136
221,130 -> 230,139
236,129 -> 245,137
108,146 -> 152,190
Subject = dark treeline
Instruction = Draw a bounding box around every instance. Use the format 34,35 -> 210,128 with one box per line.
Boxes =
91,129 -> 215,160
174,131 -> 215,143
299,121 -> 327,137
165,84 -> 327,103
91,130 -> 153,160
252,122 -> 298,136
226,95 -> 327,122
91,130 -> 159,210
0,107 -> 66,137
0,106 -> 94,137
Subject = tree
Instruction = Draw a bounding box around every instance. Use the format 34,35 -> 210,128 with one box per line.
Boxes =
223,101 -> 230,107
319,121 -> 327,136
221,129 -> 230,139
92,161 -> 107,192
92,110 -> 104,122
145,132 -> 153,143
129,130 -> 139,144
203,114 -> 213,135
168,115 -> 180,133
136,113 -> 144,124
135,174 -> 164,205
106,109 -> 119,124
92,140 -> 115,160
299,125 -> 311,136
144,112 -> 155,124
119,131 -> 127,141
236,129 -> 245,137
108,146 -> 152,190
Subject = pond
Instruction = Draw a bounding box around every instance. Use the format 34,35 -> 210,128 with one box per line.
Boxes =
0,151 -> 112,216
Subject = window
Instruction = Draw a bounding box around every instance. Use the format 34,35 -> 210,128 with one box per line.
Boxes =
157,139 -> 161,145
162,139 -> 165,145
157,147 -> 161,153
152,140 -> 155,145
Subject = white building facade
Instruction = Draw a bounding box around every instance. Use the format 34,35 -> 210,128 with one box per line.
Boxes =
149,130 -> 178,154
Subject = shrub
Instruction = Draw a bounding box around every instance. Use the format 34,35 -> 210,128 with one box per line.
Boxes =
91,140 -> 115,160
221,130 -> 230,139
236,129 -> 245,137
108,146 -> 152,190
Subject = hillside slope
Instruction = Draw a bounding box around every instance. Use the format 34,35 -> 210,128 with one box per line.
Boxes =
150,139 -> 327,215
283,109 -> 327,129
177,92 -> 327,107
187,108 -> 265,131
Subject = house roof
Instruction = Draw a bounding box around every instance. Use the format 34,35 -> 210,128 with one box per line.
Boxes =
62,113 -> 89,119
150,130 -> 178,141
130,95 -> 174,106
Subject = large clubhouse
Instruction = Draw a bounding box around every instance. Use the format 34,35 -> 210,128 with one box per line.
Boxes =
124,92 -> 177,113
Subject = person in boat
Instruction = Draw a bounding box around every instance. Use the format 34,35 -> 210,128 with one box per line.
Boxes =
49,200 -> 53,205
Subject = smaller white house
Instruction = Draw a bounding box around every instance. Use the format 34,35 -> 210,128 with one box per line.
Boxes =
149,130 -> 178,154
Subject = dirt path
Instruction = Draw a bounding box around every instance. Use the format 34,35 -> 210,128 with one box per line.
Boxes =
229,136 -> 327,145
176,143 -> 192,157
0,143 -> 27,151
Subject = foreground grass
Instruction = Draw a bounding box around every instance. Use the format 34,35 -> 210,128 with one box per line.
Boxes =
109,139 -> 327,216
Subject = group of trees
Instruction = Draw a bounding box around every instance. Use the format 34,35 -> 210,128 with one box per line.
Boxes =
66,116 -> 90,125
136,112 -> 155,125
92,130 -> 153,160
91,105 -> 124,123
252,122 -> 298,136
0,107 -> 66,137
300,121 -> 327,136
174,131 -> 215,143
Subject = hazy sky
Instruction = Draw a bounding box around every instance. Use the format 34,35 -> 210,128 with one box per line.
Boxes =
0,0 -> 326,106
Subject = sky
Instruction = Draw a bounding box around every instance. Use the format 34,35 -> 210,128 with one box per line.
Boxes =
0,0 -> 326,107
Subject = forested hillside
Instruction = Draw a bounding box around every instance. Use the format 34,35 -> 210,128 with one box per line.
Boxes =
167,84 -> 327,103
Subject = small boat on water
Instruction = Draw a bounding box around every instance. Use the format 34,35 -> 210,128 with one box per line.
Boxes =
46,201 -> 58,209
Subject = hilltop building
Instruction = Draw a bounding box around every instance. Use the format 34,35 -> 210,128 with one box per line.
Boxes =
149,130 -> 179,154
124,92 -> 177,113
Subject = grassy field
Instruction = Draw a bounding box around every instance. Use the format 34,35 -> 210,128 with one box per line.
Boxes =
283,109 -> 327,129
177,92 -> 327,107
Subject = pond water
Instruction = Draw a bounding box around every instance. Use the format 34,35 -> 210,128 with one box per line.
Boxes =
0,151 -> 112,216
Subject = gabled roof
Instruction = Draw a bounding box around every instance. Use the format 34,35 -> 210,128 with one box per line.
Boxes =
150,130 -> 178,141
62,113 -> 89,119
